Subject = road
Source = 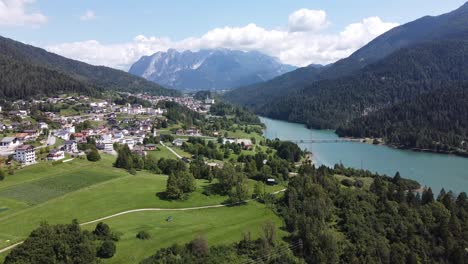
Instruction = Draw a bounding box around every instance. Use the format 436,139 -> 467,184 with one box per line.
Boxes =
160,141 -> 182,159
0,189 -> 286,254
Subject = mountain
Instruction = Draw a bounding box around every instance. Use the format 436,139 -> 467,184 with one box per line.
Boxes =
336,84 -> 468,154
259,40 -> 468,128
129,49 -> 296,91
0,35 -> 179,99
225,2 -> 468,109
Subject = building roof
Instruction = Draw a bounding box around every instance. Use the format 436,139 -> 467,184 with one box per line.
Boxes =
1,137 -> 16,143
64,140 -> 77,145
16,144 -> 34,151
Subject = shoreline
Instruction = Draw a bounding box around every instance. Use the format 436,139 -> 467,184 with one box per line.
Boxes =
349,137 -> 468,158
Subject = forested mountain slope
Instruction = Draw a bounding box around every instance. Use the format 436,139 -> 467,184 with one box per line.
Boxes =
225,2 -> 468,110
336,85 -> 468,154
259,40 -> 468,129
0,54 -> 98,99
0,36 -> 179,98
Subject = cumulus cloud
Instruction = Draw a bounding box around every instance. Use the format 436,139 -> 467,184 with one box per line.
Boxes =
46,9 -> 398,70
0,0 -> 47,26
288,9 -> 328,32
80,10 -> 96,21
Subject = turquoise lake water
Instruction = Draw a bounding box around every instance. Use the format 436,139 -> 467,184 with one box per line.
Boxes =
261,117 -> 468,193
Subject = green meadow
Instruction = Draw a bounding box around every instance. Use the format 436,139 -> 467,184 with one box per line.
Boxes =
0,154 -> 285,263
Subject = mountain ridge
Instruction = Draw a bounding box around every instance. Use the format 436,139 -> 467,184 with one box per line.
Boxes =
129,49 -> 296,91
0,35 -> 179,98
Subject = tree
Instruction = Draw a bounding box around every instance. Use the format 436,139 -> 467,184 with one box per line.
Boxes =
189,236 -> 209,256
97,240 -> 116,258
422,188 -> 434,205
93,222 -> 111,239
0,169 -> 5,181
87,149 -> 101,162
165,171 -> 196,200
5,221 -> 98,264
136,231 -> 151,240
229,173 -> 249,203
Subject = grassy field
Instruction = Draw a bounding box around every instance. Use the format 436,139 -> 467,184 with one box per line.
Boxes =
85,202 -> 285,263
0,153 -> 285,262
334,174 -> 374,190
147,145 -> 179,159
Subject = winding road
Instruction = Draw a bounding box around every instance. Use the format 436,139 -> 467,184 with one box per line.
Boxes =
0,189 -> 286,254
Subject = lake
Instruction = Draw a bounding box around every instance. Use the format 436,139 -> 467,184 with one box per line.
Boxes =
261,117 -> 468,193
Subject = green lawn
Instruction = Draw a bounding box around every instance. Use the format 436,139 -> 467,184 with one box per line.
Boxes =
84,202 -> 285,264
0,155 -> 284,258
334,174 -> 374,190
147,145 -> 178,159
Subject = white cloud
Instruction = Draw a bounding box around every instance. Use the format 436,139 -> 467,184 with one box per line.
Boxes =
80,10 -> 96,21
288,9 -> 328,32
0,0 -> 47,27
46,9 -> 398,70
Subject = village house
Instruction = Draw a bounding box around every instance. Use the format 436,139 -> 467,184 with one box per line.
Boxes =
97,141 -> 114,152
14,133 -> 30,143
222,138 -> 236,145
23,129 -> 40,139
144,144 -> 158,151
14,145 -> 36,165
172,138 -> 185,147
236,139 -> 253,150
37,122 -> 49,130
55,130 -> 70,140
132,145 -> 146,157
0,137 -> 19,149
47,149 -> 65,161
72,133 -> 87,143
63,140 -> 78,153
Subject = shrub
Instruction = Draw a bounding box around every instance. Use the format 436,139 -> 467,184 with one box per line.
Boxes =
341,178 -> 354,187
87,149 -> 101,162
136,231 -> 151,240
97,240 -> 116,258
354,180 -> 364,188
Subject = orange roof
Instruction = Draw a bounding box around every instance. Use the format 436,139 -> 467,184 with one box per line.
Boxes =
15,133 -> 28,138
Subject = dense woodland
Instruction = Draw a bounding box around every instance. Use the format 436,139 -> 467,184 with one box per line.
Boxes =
4,221 -> 118,263
254,41 -> 468,152
0,55 -> 98,99
225,2 -> 468,111
281,165 -> 468,263
0,35 -> 179,99
138,164 -> 468,264
337,86 -> 468,154
258,41 -> 468,129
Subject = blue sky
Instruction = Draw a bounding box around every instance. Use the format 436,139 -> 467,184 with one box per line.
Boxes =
1,0 -> 465,69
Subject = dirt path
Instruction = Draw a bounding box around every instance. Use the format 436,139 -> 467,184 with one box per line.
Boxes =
0,189 -> 286,254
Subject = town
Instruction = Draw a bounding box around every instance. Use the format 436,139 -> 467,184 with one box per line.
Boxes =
0,92 -> 255,170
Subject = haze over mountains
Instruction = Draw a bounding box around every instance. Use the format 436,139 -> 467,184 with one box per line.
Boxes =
129,49 -> 296,91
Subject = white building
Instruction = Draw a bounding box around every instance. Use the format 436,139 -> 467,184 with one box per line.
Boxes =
47,149 -> 65,161
63,140 -> 78,153
0,137 -> 20,149
15,145 -> 36,165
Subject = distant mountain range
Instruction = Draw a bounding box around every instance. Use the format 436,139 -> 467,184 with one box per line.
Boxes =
225,2 -> 468,154
0,36 -> 179,99
129,49 -> 296,91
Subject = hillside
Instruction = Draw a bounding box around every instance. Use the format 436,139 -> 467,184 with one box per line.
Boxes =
336,85 -> 468,154
0,54 -> 98,99
0,36 -> 179,98
129,49 -> 296,91
225,2 -> 468,109
258,40 -> 468,129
